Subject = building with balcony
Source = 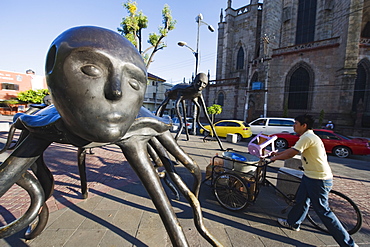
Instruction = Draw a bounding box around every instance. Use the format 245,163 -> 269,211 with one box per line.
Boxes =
204,0 -> 370,136
143,73 -> 175,116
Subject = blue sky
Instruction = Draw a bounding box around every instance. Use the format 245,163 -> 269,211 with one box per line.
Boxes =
0,0 -> 252,84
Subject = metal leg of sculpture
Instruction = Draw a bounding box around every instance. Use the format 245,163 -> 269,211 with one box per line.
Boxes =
181,100 -> 190,141
174,97 -> 184,141
117,138 -> 189,247
9,130 -> 28,151
24,202 -> 49,240
0,135 -> 51,197
77,147 -> 89,199
31,156 -> 54,199
149,134 -> 222,247
147,143 -> 180,200
155,98 -> 169,117
0,171 -> 45,239
147,143 -> 164,167
23,157 -> 55,240
0,135 -> 51,239
0,124 -> 17,154
151,132 -> 201,196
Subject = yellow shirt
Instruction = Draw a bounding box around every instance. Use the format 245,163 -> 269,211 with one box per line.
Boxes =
293,130 -> 333,180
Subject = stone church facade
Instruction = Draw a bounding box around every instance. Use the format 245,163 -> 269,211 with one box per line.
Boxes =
203,0 -> 370,136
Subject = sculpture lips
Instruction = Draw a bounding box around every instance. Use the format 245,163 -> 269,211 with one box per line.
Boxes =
105,113 -> 125,124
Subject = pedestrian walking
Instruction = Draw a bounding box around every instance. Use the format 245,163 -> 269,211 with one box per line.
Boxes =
270,114 -> 357,247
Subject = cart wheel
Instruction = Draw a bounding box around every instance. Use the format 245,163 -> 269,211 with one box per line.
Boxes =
213,172 -> 250,211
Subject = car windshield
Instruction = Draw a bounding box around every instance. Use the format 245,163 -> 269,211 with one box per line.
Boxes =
251,119 -> 266,125
243,122 -> 249,127
334,132 -> 352,140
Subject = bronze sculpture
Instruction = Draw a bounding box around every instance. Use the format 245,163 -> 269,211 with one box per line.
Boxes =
0,26 -> 221,246
156,73 -> 224,150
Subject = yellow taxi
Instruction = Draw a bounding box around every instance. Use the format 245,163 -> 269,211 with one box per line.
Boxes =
200,120 -> 252,142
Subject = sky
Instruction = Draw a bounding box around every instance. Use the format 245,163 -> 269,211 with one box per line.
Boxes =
0,0 -> 253,84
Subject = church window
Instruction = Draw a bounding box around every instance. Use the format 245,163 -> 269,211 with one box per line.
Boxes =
361,21 -> 370,38
352,64 -> 367,111
236,47 -> 244,70
217,92 -> 224,106
296,0 -> 317,44
288,67 -> 310,109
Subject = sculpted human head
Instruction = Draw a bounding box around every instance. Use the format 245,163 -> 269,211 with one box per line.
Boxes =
45,26 -> 147,142
193,72 -> 208,91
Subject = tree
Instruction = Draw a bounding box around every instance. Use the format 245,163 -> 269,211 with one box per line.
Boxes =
319,109 -> 325,127
118,1 -> 176,69
207,104 -> 222,124
17,89 -> 49,104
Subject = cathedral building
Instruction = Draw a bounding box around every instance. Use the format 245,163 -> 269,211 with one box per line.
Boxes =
204,0 -> 370,136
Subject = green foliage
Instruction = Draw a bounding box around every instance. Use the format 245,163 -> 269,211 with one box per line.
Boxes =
118,1 -> 176,69
283,100 -> 288,117
207,104 -> 222,124
207,104 -> 222,115
2,99 -> 21,105
17,89 -> 49,104
118,1 -> 148,48
319,109 -> 325,126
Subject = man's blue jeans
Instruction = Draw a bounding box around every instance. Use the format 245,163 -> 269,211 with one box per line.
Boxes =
287,175 -> 356,247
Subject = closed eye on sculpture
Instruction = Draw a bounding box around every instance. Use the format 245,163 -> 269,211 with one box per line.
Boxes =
124,64 -> 146,91
81,64 -> 102,77
70,50 -> 110,78
128,79 -> 140,91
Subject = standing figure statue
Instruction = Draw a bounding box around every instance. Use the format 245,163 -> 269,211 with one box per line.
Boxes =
156,73 -> 224,150
0,26 -> 222,247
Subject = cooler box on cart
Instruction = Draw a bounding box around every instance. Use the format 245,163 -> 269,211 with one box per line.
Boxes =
222,151 -> 259,175
205,151 -> 259,179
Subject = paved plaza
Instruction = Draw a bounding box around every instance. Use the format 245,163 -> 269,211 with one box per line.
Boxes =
0,117 -> 369,246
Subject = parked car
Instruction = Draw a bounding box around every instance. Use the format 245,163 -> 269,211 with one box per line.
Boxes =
271,129 -> 370,158
171,117 -> 194,132
249,117 -> 295,135
199,120 -> 252,142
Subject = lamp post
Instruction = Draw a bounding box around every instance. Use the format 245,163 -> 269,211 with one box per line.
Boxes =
177,41 -> 198,75
178,13 -> 214,135
178,13 -> 214,76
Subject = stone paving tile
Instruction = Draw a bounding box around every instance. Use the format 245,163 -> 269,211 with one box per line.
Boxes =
136,227 -> 169,246
63,229 -> 106,247
47,209 -> 86,230
25,228 -> 76,247
99,229 -> 139,247
79,209 -> 118,230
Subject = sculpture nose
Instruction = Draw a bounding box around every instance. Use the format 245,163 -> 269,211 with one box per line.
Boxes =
105,76 -> 122,100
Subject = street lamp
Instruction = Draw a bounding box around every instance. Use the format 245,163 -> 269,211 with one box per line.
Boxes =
178,13 -> 215,135
178,13 -> 214,75
178,41 -> 198,75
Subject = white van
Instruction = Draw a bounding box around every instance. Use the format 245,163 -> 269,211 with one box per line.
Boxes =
249,117 -> 295,135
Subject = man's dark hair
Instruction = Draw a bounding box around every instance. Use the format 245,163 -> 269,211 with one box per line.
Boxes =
295,114 -> 315,129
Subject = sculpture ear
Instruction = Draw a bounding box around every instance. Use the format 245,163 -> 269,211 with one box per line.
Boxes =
45,45 -> 57,74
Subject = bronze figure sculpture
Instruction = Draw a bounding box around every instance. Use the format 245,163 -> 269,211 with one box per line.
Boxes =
156,73 -> 224,150
0,26 -> 221,246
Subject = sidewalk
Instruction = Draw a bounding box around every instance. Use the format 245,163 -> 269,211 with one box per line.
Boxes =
0,128 -> 369,246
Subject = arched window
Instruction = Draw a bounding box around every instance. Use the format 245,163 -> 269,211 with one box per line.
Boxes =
352,63 -> 367,112
288,67 -> 310,109
236,47 -> 244,70
296,0 -> 317,44
217,92 -> 224,106
361,22 -> 370,38
251,73 -> 258,84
